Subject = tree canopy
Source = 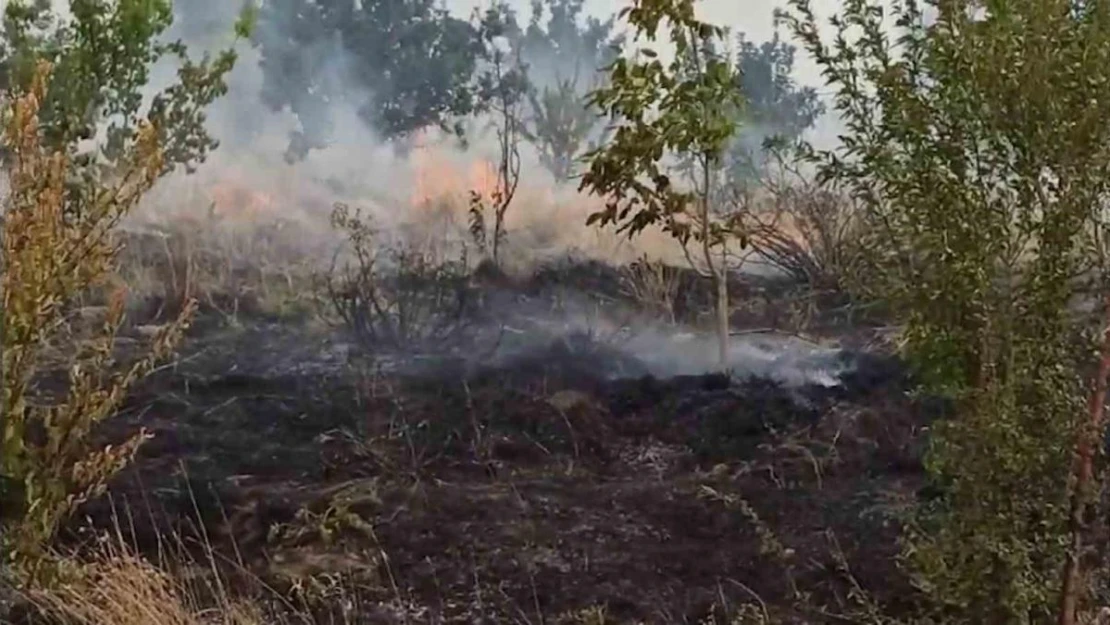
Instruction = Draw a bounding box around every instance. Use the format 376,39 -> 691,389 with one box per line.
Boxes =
0,0 -> 245,176
253,0 -> 504,161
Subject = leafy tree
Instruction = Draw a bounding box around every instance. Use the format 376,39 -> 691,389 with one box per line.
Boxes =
0,0 -> 247,582
780,0 -> 1110,621
253,0 -> 501,161
512,0 -> 624,182
579,0 -> 744,367
726,30 -> 823,186
0,0 -> 247,177
520,75 -> 604,182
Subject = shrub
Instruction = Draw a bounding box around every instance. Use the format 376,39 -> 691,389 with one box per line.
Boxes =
0,62 -> 194,584
322,203 -> 480,354
746,171 -> 863,294
781,0 -> 1110,620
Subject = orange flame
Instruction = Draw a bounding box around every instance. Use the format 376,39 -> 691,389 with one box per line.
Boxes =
207,179 -> 276,221
410,129 -> 500,207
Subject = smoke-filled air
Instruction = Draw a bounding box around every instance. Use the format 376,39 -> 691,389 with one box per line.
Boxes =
9,0 -> 1110,623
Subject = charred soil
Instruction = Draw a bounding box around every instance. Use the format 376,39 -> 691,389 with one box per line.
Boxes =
49,260 -> 929,623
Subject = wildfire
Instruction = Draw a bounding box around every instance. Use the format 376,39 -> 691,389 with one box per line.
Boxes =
206,178 -> 277,221
409,129 -> 500,207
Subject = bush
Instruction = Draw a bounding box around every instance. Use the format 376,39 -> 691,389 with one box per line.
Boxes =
0,62 -> 194,584
746,177 -> 863,294
322,203 -> 481,354
781,0 -> 1110,620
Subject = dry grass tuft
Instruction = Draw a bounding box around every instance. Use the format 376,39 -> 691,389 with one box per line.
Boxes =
30,551 -> 223,625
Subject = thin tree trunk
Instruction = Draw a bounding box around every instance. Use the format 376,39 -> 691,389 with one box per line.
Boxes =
698,155 -> 728,369
1059,292 -> 1110,625
715,249 -> 729,368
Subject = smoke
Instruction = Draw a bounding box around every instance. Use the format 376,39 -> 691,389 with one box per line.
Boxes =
13,0 -> 875,385
118,0 -> 866,264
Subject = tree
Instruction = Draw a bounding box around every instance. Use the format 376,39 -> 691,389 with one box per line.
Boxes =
780,0 -> 1110,621
521,73 -> 603,183
467,3 -> 530,267
0,0 -> 246,177
725,30 -> 824,187
253,0 -> 500,161
0,0 -> 248,583
579,0 -> 744,368
512,0 -> 624,182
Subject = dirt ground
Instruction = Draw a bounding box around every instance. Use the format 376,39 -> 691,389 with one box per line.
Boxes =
49,259 -> 932,623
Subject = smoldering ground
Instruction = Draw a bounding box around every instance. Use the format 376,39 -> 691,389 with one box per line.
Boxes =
61,250 -> 922,623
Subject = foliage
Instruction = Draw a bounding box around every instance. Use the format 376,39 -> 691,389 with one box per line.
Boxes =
0,62 -> 195,584
579,0 -> 744,366
253,0 -> 508,161
512,0 -> 625,182
725,30 -> 824,187
0,0 -> 248,176
780,0 -> 1110,621
579,0 -> 741,241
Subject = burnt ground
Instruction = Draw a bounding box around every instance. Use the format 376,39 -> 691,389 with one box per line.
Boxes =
51,260 -> 932,623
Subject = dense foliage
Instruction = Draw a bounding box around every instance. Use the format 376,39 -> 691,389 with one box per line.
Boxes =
253,0 -> 499,160
0,0 -> 244,175
781,0 -> 1110,621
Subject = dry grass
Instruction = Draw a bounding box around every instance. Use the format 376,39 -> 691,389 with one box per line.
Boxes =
28,550 -> 251,625
111,164 -> 691,326
619,255 -> 684,325
15,498 -> 369,625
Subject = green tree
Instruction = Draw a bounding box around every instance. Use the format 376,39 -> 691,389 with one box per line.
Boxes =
0,0 -> 247,176
780,0 -> 1110,621
253,0 -> 503,161
521,75 -> 603,182
579,0 -> 744,367
726,30 -> 824,186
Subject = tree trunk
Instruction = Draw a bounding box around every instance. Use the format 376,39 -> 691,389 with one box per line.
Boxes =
1058,293 -> 1110,625
697,154 -> 729,369
715,260 -> 729,368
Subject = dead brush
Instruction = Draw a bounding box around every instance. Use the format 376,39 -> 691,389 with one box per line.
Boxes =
619,254 -> 684,324
322,202 -> 481,354
118,210 -> 320,327
12,492 -> 366,625
746,168 -> 864,295
24,547 -> 262,625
